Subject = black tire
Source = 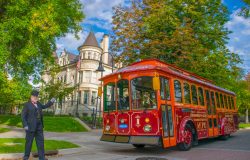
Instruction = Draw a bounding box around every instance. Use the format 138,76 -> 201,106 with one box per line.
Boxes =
220,134 -> 230,140
133,144 -> 145,148
178,124 -> 193,151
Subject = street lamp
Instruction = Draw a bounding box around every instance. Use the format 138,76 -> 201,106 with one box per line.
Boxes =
75,74 -> 80,117
96,55 -> 105,72
96,52 -> 105,119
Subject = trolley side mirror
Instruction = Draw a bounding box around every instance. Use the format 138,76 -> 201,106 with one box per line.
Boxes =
98,87 -> 102,97
153,76 -> 160,90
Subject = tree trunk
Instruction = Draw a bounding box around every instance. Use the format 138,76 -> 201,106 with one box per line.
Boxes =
246,108 -> 249,123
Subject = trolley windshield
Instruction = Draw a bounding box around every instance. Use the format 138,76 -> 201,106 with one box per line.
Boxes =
131,76 -> 157,110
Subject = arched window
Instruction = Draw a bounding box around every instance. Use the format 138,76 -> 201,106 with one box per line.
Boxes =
174,80 -> 182,103
198,87 -> 204,106
191,85 -> 198,105
184,83 -> 191,104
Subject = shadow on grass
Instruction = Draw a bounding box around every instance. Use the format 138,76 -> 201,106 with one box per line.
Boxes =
0,115 -> 22,127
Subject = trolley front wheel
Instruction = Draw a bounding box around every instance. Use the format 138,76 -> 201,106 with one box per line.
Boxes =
133,144 -> 145,148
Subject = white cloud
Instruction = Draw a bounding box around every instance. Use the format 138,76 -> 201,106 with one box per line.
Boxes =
80,0 -> 128,31
95,32 -> 104,40
55,0 -> 127,54
81,0 -> 125,23
56,31 -> 88,54
225,10 -> 250,72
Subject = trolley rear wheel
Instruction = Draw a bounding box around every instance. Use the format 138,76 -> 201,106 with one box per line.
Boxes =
220,134 -> 230,140
133,144 -> 145,148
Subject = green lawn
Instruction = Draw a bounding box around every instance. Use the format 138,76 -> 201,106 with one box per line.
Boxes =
0,128 -> 10,133
239,123 -> 250,129
0,138 -> 79,153
0,115 -> 23,127
0,115 -> 88,132
43,116 -> 88,132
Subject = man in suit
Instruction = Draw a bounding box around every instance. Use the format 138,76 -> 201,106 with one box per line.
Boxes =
21,90 -> 56,160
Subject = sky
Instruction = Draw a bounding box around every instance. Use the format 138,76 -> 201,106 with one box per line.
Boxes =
56,0 -> 250,73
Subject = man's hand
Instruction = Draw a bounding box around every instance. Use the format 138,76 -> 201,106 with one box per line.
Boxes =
24,126 -> 28,130
50,98 -> 56,103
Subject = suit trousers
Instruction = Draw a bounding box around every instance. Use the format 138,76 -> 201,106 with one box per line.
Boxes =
23,122 -> 45,160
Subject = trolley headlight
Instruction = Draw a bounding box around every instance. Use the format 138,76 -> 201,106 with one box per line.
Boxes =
143,124 -> 152,132
105,125 -> 111,131
145,118 -> 150,123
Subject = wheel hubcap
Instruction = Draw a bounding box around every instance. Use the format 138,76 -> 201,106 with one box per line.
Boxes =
184,128 -> 192,145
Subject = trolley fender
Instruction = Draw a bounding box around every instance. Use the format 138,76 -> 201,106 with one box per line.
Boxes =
177,117 -> 195,143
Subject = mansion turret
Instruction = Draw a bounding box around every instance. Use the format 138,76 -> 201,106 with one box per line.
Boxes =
42,32 -> 119,116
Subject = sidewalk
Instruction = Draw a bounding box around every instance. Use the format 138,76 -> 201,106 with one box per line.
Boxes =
0,147 -> 89,160
0,125 -> 100,160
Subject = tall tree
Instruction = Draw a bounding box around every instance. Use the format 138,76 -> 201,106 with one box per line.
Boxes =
0,0 -> 84,81
111,0 -> 242,89
40,65 -> 76,114
0,0 -> 84,110
233,73 -> 250,123
239,0 -> 250,18
0,75 -> 32,114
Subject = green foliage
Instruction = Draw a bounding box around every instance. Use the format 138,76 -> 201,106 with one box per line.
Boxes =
40,65 -> 76,105
0,76 -> 31,112
233,73 -> 250,117
238,0 -> 250,18
0,115 -> 88,132
0,0 -> 84,112
111,0 -> 242,89
239,123 -> 250,129
0,0 -> 84,80
0,138 -> 79,153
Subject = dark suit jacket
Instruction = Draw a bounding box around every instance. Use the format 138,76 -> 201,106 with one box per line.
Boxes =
21,100 -> 53,132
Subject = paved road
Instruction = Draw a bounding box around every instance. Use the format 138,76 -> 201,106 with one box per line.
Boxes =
49,129 -> 250,160
1,126 -> 249,160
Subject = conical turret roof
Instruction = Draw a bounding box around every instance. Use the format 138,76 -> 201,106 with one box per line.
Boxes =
80,32 -> 99,48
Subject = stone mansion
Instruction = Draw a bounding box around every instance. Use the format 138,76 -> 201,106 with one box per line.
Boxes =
42,32 -> 120,116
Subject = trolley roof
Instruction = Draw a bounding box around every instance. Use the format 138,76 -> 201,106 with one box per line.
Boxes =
101,59 -> 235,96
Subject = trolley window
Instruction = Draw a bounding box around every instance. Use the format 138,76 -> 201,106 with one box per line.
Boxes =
117,79 -> 130,110
205,90 -> 211,114
211,92 -> 216,114
220,93 -> 224,108
174,80 -> 182,103
215,92 -> 220,108
131,76 -> 157,110
191,85 -> 198,105
224,95 -> 228,109
198,87 -> 205,106
184,83 -> 191,104
104,82 -> 116,112
160,77 -> 170,100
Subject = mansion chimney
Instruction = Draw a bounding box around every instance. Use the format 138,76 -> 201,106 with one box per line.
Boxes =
102,34 -> 109,64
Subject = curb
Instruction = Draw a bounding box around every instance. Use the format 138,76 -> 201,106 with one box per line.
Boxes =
74,117 -> 92,131
0,147 -> 86,160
